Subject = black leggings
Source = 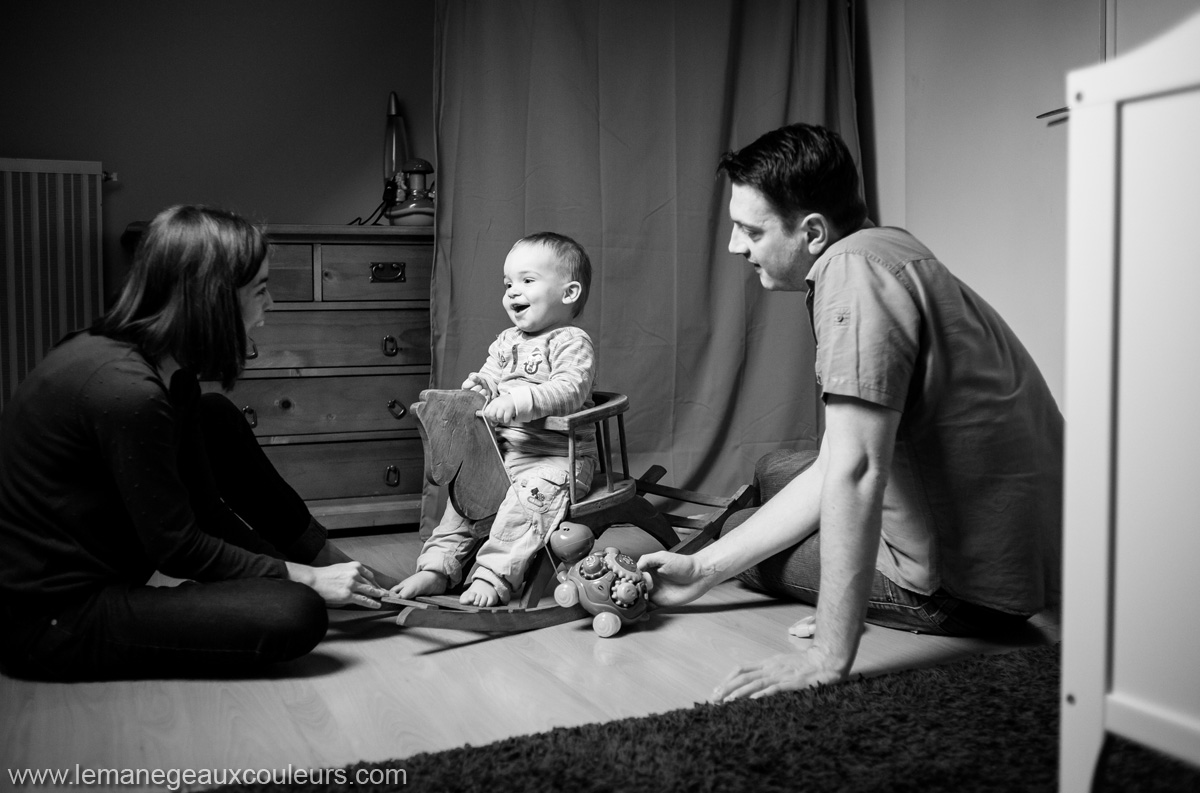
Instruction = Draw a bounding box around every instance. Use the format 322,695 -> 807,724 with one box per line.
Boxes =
1,393 -> 328,681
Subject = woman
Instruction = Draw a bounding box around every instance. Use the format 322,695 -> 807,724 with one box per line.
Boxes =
0,205 -> 390,681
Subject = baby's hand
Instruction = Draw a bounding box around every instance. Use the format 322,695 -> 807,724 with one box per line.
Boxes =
481,394 -> 518,424
462,373 -> 493,398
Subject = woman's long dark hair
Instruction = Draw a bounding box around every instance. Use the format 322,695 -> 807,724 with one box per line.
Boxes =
96,205 -> 267,389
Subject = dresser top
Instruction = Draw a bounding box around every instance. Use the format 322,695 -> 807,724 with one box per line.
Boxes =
266,223 -> 434,242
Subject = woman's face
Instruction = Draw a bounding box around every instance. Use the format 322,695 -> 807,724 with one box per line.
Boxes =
238,259 -> 272,333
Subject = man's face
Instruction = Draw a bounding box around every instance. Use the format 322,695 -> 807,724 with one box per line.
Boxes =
727,183 -> 814,291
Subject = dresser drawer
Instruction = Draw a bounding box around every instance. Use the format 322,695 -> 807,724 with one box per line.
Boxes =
321,244 -> 433,301
211,374 -> 426,436
247,309 -> 430,369
267,244 -> 315,301
263,438 -> 425,500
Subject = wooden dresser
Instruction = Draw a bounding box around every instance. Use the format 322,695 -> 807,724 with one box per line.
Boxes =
203,224 -> 433,531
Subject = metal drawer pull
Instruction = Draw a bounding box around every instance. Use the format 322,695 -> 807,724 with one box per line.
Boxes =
385,465 -> 400,487
370,261 -> 406,283
387,399 -> 407,420
246,339 -> 258,359
381,335 -> 399,356
242,406 -> 258,428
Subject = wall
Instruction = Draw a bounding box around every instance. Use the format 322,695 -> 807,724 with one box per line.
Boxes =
859,0 -> 1100,406
859,0 -> 1200,408
1112,0 -> 1200,54
0,0 -> 435,294
8,1 -> 1197,404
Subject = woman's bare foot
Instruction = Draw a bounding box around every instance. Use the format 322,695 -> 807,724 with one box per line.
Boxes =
390,570 -> 449,600
460,578 -> 501,607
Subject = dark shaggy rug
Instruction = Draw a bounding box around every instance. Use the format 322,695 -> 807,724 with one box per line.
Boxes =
214,643 -> 1198,792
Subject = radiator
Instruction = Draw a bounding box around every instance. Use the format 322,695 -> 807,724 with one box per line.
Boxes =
0,158 -> 104,414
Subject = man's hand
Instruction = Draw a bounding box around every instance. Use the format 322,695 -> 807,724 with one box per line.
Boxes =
480,394 -> 518,424
462,373 -> 494,399
287,561 -> 388,609
637,551 -> 720,607
711,645 -> 847,701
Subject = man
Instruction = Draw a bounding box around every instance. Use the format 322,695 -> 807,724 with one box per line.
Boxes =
638,124 -> 1062,700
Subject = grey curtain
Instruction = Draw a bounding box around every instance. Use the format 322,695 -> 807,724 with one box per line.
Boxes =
431,0 -> 858,502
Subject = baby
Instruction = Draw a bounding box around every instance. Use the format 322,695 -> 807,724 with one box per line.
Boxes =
392,232 -> 598,607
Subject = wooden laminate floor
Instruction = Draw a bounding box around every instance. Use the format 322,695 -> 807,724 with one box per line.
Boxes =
0,526 -> 1060,792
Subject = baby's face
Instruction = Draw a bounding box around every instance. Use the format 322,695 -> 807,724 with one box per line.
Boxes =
501,243 -> 578,334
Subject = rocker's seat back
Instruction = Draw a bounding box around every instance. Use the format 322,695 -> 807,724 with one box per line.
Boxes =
411,389 -> 639,523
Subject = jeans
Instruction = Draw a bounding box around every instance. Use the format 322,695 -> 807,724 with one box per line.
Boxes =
731,449 -> 1030,637
733,520 -> 1029,636
0,392 -> 328,681
418,453 -> 595,603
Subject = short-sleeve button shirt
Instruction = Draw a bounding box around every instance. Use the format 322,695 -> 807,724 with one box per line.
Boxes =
806,227 -> 1063,614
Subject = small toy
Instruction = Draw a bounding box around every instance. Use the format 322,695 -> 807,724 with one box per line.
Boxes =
554,544 -> 651,638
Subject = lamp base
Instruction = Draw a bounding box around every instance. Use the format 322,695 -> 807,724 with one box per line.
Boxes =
386,208 -> 434,227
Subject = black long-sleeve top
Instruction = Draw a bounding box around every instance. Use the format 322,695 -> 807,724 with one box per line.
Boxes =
0,332 -> 285,614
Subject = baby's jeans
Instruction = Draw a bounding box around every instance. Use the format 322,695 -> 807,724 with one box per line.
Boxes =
417,453 -> 595,603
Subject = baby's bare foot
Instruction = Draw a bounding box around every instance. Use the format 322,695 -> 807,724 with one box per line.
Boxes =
460,579 -> 500,607
390,570 -> 448,600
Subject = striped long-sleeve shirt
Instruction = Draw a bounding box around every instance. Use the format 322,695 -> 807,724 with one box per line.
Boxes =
473,326 -> 597,458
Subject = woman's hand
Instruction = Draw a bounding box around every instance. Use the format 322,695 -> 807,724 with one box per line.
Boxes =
287,561 -> 388,609
636,551 -> 721,608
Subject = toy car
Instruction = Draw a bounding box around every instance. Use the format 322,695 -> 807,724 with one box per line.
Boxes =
554,545 -> 651,637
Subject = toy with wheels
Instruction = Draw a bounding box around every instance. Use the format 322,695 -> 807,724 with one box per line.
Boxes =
385,389 -> 755,634
554,545 -> 650,637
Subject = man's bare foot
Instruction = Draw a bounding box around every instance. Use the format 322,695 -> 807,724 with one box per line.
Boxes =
390,570 -> 449,600
460,578 -> 501,607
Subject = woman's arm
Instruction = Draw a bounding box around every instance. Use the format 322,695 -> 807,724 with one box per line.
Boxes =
285,561 -> 388,608
88,362 -> 289,582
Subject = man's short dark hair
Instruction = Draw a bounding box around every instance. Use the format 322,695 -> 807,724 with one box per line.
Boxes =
717,123 -> 867,235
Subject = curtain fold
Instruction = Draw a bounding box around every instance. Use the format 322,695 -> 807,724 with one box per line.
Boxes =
432,0 -> 858,502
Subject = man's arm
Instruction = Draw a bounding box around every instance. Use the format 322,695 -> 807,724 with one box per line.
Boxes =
710,393 -> 899,700
638,450 -> 826,607
808,393 -> 898,674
